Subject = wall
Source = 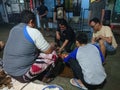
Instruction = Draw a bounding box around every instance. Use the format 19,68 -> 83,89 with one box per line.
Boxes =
81,0 -> 89,19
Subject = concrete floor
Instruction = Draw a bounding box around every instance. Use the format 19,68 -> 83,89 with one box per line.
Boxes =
0,23 -> 120,90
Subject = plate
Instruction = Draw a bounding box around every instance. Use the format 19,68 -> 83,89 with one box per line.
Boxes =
42,84 -> 64,90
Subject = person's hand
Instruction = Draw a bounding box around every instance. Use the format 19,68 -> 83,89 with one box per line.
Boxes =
95,37 -> 101,42
63,53 -> 68,59
98,35 -> 104,39
0,41 -> 5,50
59,53 -> 68,59
50,42 -> 57,50
95,35 -> 104,41
58,48 -> 63,54
56,47 -> 63,54
56,47 -> 61,54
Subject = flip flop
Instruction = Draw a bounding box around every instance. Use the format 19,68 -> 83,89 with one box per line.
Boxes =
70,78 -> 88,90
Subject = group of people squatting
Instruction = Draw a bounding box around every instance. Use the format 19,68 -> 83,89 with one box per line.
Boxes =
0,0 -> 118,90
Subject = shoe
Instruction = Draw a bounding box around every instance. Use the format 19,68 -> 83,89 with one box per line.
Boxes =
70,78 -> 88,90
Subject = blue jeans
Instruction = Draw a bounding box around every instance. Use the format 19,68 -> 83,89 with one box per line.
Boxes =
95,41 -> 116,52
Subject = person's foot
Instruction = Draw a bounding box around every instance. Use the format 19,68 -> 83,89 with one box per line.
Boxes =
70,78 -> 88,90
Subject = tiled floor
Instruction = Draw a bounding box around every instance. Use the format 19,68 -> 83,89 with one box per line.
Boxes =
0,23 -> 120,90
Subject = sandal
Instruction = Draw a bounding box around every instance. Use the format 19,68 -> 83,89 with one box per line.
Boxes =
70,78 -> 88,90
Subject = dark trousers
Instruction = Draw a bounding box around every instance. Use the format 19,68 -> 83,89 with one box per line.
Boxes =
67,58 -> 84,81
67,59 -> 106,90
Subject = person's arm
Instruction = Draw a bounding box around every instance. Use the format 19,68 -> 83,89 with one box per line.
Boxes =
92,33 -> 112,44
40,10 -> 48,18
101,9 -> 105,24
93,44 -> 105,63
40,6 -> 48,18
88,2 -> 92,24
97,27 -> 113,44
59,39 -> 69,52
88,10 -> 92,24
101,0 -> 106,24
97,35 -> 112,44
63,10 -> 67,20
44,42 -> 56,54
64,48 -> 78,62
91,32 -> 99,44
27,27 -> 56,54
91,37 -> 96,44
53,6 -> 56,23
56,31 -> 60,40
53,12 -> 57,23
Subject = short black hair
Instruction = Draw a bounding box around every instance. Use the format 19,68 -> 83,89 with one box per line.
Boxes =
76,32 -> 88,44
20,10 -> 35,24
89,17 -> 100,24
59,19 -> 68,27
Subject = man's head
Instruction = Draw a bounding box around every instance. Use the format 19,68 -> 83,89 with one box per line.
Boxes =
75,32 -> 88,47
40,0 -> 44,5
56,0 -> 61,5
59,19 -> 68,30
89,18 -> 101,32
20,10 -> 35,27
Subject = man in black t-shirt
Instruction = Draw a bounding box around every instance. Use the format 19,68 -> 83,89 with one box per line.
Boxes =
55,19 -> 75,53
53,0 -> 67,24
37,1 -> 49,34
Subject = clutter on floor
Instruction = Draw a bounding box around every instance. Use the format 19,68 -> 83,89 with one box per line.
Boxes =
0,70 -> 13,89
0,69 -> 64,90
0,75 -> 64,90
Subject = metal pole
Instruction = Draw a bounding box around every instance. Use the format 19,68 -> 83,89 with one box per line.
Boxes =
30,0 -> 33,11
2,0 -> 9,23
